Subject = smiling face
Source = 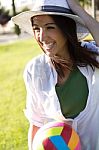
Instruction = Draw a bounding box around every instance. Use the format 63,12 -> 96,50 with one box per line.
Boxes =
31,15 -> 69,58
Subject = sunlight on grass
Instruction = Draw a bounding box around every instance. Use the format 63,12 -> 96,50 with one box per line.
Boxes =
0,38 -> 42,150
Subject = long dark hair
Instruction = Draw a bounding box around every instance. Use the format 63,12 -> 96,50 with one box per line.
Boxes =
49,15 -> 99,77
31,15 -> 99,78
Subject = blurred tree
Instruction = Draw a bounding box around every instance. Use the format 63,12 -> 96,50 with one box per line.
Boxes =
96,0 -> 99,9
12,0 -> 21,35
79,0 -> 91,7
79,0 -> 97,19
12,0 -> 16,16
0,3 -> 11,27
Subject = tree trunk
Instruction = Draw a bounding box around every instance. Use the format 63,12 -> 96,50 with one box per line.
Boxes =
12,0 -> 21,35
12,0 -> 16,15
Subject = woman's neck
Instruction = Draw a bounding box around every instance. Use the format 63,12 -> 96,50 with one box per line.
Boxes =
57,66 -> 73,85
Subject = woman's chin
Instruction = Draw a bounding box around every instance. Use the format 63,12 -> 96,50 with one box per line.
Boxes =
45,51 -> 54,57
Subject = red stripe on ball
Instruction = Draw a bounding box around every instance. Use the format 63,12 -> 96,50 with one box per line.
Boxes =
43,137 -> 57,150
61,123 -> 72,144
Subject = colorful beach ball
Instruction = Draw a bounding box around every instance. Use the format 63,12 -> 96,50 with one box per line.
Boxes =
32,121 -> 81,150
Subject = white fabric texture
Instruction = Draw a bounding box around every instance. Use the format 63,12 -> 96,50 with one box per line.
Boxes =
23,42 -> 99,150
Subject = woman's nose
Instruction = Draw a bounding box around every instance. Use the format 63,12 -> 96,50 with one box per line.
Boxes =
39,28 -> 47,42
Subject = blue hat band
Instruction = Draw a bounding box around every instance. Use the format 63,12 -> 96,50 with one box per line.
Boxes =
34,6 -> 75,15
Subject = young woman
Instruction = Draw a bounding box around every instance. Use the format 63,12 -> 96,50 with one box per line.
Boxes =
12,0 -> 99,149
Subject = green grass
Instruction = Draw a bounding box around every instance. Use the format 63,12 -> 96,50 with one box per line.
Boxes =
0,38 -> 42,150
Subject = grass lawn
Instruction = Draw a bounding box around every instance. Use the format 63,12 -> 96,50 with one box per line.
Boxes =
0,38 -> 42,150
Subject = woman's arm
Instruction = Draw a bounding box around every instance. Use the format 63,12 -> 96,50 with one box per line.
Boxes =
28,124 -> 40,150
67,0 -> 99,46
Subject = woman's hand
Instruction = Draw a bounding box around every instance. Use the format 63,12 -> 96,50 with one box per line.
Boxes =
28,124 -> 40,150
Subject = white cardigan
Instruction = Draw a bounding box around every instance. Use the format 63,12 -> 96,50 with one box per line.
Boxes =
23,43 -> 99,150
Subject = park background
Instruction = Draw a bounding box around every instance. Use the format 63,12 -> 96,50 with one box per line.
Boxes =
0,0 -> 99,149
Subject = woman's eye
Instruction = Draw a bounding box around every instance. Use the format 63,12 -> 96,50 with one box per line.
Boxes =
47,26 -> 55,30
33,27 -> 40,31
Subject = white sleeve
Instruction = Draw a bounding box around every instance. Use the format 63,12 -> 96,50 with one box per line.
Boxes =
23,63 -> 45,127
81,41 -> 99,62
81,41 -> 99,53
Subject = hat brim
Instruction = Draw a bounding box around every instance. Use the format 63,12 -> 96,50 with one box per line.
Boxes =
12,10 -> 89,40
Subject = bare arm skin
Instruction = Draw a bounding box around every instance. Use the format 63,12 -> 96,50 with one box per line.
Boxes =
28,125 -> 40,150
67,0 -> 99,46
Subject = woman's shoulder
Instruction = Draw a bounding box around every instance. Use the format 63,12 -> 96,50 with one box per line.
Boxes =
23,54 -> 55,90
23,54 -> 49,77
24,54 -> 50,73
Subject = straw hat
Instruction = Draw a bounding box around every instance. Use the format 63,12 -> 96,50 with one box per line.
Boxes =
12,0 -> 89,40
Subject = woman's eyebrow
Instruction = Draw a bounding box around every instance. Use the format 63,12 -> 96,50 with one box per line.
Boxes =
45,23 -> 56,26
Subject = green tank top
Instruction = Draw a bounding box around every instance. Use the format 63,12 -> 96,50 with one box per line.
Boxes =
55,67 -> 89,119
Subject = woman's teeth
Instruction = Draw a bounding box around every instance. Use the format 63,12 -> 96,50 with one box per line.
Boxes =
43,43 -> 54,49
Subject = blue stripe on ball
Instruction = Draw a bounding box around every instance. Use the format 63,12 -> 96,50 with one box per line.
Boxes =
50,135 -> 70,150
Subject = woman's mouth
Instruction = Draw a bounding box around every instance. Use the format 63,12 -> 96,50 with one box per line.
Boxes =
43,43 -> 54,51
